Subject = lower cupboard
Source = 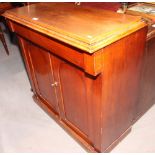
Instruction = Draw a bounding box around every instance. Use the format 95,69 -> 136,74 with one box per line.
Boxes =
16,26 -> 147,152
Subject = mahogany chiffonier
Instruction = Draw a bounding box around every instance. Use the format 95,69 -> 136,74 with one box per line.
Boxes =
3,3 -> 147,152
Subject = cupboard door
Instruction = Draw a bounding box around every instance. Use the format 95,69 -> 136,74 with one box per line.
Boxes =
51,55 -> 89,136
25,40 -> 59,114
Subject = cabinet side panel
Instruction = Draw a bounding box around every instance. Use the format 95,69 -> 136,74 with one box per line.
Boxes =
101,27 -> 147,151
136,37 -> 155,118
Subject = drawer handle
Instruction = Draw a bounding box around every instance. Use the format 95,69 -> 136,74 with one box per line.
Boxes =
51,82 -> 58,87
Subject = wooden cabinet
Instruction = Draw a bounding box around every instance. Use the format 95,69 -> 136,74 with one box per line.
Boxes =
3,3 -> 147,152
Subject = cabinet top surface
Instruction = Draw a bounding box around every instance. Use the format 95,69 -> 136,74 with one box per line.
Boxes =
3,2 -> 146,53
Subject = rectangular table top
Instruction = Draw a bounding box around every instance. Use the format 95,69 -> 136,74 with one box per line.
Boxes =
3,2 -> 146,53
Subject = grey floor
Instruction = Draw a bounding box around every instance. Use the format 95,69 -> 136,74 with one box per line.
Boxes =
0,23 -> 155,153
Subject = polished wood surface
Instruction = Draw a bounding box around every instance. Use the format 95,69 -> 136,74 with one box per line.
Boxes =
136,37 -> 155,119
100,27 -> 147,151
0,3 -> 13,15
23,40 -> 59,114
80,2 -> 121,12
3,2 -> 146,53
4,3 -> 148,152
0,2 -> 25,16
126,3 -> 155,121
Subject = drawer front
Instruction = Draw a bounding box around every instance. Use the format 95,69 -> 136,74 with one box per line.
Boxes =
10,21 -> 85,69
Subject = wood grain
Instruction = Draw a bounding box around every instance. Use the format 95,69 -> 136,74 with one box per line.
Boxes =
3,2 -> 146,53
5,3 -> 148,152
126,2 -> 155,121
